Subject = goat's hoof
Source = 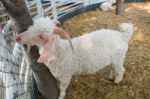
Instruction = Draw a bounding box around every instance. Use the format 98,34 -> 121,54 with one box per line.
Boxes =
114,78 -> 122,84
109,71 -> 115,80
109,75 -> 115,80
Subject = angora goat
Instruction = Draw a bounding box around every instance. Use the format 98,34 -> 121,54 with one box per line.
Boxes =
16,17 -> 133,99
100,0 -> 116,11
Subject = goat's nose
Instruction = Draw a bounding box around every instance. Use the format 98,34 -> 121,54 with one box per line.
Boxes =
16,36 -> 21,42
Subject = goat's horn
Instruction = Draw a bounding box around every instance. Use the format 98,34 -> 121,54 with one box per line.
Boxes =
54,20 -> 61,25
53,27 -> 74,53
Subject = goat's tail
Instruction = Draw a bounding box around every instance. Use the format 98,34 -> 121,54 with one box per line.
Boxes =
120,23 -> 133,42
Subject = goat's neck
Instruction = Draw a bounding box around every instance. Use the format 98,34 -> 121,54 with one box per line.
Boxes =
55,38 -> 72,57
37,38 -> 72,61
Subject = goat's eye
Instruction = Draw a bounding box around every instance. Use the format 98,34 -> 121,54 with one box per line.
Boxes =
39,35 -> 44,39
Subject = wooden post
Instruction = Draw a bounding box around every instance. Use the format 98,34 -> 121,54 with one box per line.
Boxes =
116,0 -> 124,15
0,0 -> 59,99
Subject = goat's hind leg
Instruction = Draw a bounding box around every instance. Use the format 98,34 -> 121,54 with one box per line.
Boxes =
111,56 -> 125,84
112,61 -> 125,84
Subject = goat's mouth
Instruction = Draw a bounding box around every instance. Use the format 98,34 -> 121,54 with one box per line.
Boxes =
16,36 -> 22,43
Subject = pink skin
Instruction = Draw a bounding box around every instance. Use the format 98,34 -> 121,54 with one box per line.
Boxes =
16,32 -> 49,46
16,31 -> 56,63
16,27 -> 72,63
38,38 -> 56,63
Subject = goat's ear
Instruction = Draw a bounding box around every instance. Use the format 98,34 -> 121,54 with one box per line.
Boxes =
37,38 -> 56,63
53,27 -> 74,53
54,20 -> 61,25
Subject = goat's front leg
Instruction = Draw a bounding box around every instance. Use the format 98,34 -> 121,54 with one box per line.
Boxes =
109,69 -> 115,80
58,77 -> 71,99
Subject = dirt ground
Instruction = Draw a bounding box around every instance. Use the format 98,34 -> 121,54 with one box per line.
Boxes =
61,2 -> 150,99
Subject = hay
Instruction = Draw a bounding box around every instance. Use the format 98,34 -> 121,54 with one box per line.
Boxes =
61,2 -> 150,99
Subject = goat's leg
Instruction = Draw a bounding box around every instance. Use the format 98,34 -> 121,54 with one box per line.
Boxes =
112,63 -> 125,83
58,77 -> 71,99
112,56 -> 125,83
109,67 -> 115,80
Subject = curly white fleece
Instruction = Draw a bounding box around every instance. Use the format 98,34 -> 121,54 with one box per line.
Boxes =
100,0 -> 116,11
28,17 -> 56,35
41,23 -> 133,99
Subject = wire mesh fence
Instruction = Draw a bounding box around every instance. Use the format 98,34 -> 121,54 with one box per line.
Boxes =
0,30 -> 34,99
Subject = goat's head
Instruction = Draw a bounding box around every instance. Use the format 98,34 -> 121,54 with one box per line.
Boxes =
16,17 -> 73,63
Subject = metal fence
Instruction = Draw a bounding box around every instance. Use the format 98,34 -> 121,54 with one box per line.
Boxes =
0,0 -> 108,27
0,30 -> 33,99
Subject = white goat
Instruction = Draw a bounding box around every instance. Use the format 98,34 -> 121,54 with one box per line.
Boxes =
16,17 -> 133,99
100,0 -> 116,11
